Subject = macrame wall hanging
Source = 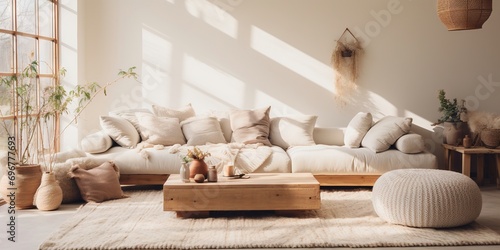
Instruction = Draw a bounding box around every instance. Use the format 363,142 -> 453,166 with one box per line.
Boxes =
331,28 -> 363,106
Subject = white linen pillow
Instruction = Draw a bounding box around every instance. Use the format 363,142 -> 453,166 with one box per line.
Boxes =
361,116 -> 413,153
100,116 -> 140,148
180,116 -> 227,146
269,115 -> 318,149
344,112 -> 372,148
152,103 -> 195,122
230,106 -> 272,146
135,112 -> 186,145
80,131 -> 113,153
109,108 -> 152,132
394,133 -> 425,154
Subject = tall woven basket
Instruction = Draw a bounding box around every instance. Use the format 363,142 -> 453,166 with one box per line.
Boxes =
437,0 -> 492,30
481,128 -> 500,148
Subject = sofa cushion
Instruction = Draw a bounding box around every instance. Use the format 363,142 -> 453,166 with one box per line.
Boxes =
135,112 -> 186,146
269,115 -> 317,149
100,115 -> 140,148
230,106 -> 272,146
361,116 -> 413,153
180,116 -> 227,146
152,103 -> 195,122
109,108 -> 152,132
394,133 -> 425,154
80,131 -> 113,153
344,112 -> 372,148
68,161 -> 125,203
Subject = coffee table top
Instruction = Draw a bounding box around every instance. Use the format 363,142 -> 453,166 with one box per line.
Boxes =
164,173 -> 319,189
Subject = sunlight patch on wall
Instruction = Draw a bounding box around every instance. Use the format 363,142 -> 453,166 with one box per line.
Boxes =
404,110 -> 433,132
185,0 -> 238,38
182,54 -> 245,110
366,91 -> 397,120
142,26 -> 172,106
250,26 -> 334,93
253,90 -> 300,116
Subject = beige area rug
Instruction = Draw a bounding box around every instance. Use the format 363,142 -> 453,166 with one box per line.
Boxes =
40,188 -> 500,249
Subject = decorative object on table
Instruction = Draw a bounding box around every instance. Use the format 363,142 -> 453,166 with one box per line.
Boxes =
432,89 -> 469,145
186,146 -> 211,178
463,134 -> 472,148
207,165 -> 218,182
437,0 -> 492,31
34,172 -> 63,211
0,60 -> 138,209
331,28 -> 363,106
193,174 -> 205,183
223,164 -> 235,177
468,111 -> 500,148
179,156 -> 191,183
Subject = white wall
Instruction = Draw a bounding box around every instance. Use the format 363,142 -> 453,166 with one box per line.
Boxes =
63,0 -> 500,167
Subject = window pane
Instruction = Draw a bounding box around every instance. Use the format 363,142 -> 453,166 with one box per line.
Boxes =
40,39 -> 53,74
17,36 -> 36,69
0,33 -> 13,73
17,0 -> 36,34
0,81 -> 13,116
39,0 -> 53,38
0,0 -> 12,30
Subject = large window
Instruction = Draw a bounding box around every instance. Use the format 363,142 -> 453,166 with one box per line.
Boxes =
0,0 -> 59,150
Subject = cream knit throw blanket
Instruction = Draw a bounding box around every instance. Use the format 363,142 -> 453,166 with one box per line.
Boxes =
139,143 -> 272,173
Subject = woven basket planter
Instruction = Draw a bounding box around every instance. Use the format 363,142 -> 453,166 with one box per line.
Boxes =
481,128 -> 500,148
437,0 -> 492,31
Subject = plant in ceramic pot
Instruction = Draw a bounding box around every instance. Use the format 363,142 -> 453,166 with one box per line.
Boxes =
432,89 -> 469,145
186,147 -> 211,179
0,60 -> 138,209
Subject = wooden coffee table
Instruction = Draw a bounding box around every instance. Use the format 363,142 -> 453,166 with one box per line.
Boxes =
163,173 -> 321,217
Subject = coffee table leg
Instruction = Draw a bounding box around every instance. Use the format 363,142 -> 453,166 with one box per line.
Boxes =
496,155 -> 500,189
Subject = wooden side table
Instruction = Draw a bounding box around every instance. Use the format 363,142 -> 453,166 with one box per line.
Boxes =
442,144 -> 500,188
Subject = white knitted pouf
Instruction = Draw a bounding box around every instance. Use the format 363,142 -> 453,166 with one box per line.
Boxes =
372,169 -> 482,228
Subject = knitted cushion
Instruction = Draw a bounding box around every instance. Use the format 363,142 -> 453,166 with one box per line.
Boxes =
372,169 -> 482,228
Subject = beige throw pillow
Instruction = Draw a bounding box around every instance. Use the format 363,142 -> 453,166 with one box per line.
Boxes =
344,112 -> 373,148
230,106 -> 272,146
68,161 -> 125,203
361,116 -> 413,153
80,131 -> 113,153
269,115 -> 317,149
99,116 -> 140,148
394,133 -> 425,154
135,112 -> 186,145
180,116 -> 226,146
152,103 -> 195,122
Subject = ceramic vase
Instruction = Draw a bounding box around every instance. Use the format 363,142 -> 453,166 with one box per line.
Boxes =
443,122 -> 468,145
34,172 -> 63,211
180,163 -> 190,182
189,159 -> 208,179
3,164 -> 42,209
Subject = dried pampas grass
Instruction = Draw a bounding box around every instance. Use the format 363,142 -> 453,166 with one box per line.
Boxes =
467,111 -> 500,133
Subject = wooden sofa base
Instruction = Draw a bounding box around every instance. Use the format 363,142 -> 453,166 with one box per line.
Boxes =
119,173 -> 381,186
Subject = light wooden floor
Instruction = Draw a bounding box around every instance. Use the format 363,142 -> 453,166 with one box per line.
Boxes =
0,186 -> 499,250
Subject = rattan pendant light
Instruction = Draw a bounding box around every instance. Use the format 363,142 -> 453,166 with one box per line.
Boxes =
437,0 -> 492,31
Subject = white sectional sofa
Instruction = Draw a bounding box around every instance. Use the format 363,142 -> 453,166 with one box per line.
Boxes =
80,105 -> 438,186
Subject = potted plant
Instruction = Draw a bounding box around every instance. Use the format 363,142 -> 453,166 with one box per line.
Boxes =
0,60 -> 137,209
432,89 -> 469,145
186,146 -> 211,179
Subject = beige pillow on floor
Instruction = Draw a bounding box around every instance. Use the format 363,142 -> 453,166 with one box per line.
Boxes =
68,161 -> 125,203
230,106 -> 272,146
269,115 -> 317,149
152,103 -> 195,122
181,116 -> 226,146
135,112 -> 186,146
361,116 -> 413,153
344,112 -> 373,148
